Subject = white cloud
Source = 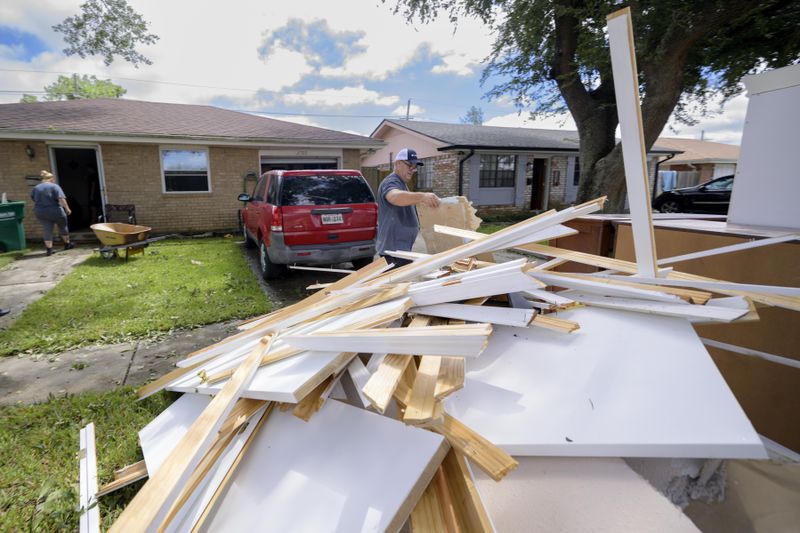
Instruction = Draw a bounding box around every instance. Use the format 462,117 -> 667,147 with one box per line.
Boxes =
660,93 -> 747,145
485,111 -> 577,131
432,53 -> 480,76
391,103 -> 425,117
283,86 -> 399,107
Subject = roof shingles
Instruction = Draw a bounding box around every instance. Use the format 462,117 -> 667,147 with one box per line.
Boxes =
0,99 -> 381,145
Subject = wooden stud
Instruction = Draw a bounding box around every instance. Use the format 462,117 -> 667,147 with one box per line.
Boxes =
362,316 -> 431,413
435,357 -> 465,400
440,449 -> 494,533
404,355 -> 444,424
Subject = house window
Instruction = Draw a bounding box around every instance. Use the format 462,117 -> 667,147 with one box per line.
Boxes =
416,158 -> 434,190
573,157 -> 581,186
161,148 -> 210,193
480,155 -> 516,188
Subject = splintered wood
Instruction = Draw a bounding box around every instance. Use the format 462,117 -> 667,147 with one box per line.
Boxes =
91,193 -> 786,532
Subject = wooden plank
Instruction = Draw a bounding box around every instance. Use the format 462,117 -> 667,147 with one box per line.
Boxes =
159,399 -> 267,531
410,471 -> 449,533
434,223 -> 578,249
79,423 -> 100,533
552,272 -> 712,304
423,414 -> 518,482
292,354 -> 355,421
97,461 -> 148,498
440,448 -> 494,533
404,355 -> 444,424
362,316 -> 431,413
531,314 -> 580,333
607,7 -> 658,276
596,273 -> 800,298
435,357 -> 465,400
189,403 -> 274,533
109,336 -> 275,532
284,323 -> 493,358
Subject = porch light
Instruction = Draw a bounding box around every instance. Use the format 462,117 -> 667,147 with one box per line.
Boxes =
25,145 -> 35,160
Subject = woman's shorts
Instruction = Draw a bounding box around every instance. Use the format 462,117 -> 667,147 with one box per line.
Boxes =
35,208 -> 69,241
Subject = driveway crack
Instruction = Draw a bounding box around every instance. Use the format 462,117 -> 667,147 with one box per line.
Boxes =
122,341 -> 140,386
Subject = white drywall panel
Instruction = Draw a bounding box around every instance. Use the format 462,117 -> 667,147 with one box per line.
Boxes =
445,307 -> 766,458
139,393 -> 212,473
473,457 -> 700,533
201,400 -> 447,532
728,66 -> 800,229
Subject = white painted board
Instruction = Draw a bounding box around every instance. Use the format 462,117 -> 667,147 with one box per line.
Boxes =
139,393 -> 212,473
473,457 -> 699,533
445,307 -> 766,458
79,423 -> 100,533
728,64 -> 800,230
201,400 -> 447,532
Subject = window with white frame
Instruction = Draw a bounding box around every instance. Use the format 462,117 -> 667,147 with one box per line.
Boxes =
479,154 -> 516,188
416,157 -> 434,189
161,148 -> 210,192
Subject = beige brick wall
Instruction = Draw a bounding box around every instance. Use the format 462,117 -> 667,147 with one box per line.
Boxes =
102,144 -> 258,234
0,140 -> 261,238
0,140 -> 54,238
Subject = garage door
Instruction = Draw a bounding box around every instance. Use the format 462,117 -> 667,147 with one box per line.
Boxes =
260,157 -> 339,173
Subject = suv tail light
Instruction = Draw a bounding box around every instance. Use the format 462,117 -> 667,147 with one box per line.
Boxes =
270,207 -> 283,232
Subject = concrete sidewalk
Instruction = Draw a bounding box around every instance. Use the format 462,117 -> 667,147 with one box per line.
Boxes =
0,320 -> 238,406
0,247 -> 93,329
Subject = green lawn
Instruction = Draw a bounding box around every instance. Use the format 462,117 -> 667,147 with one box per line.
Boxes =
477,223 -> 511,234
0,237 -> 270,356
0,388 -> 176,530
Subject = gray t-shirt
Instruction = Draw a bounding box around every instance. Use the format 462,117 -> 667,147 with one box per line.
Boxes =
376,173 -> 419,254
31,181 -> 66,210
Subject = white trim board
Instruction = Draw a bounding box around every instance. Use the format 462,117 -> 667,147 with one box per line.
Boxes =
445,307 -> 766,458
529,271 -> 684,303
564,292 -> 749,322
412,303 -> 534,327
200,400 -> 448,533
607,8 -> 658,276
79,423 -> 100,533
594,273 -> 800,298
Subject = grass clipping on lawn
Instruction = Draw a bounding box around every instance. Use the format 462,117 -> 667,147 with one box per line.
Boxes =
0,238 -> 270,356
0,388 -> 176,531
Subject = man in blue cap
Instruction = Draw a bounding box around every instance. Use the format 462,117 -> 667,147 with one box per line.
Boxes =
376,148 -> 440,267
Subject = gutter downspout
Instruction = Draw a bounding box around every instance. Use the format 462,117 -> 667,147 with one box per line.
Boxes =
458,149 -> 475,196
652,153 -> 676,199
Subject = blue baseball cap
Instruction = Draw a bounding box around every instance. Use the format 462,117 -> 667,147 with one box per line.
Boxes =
396,148 -> 423,166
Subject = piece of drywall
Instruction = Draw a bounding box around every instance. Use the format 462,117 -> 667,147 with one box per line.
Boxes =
728,64 -> 800,230
200,400 -> 448,532
473,457 -> 700,533
445,307 -> 766,458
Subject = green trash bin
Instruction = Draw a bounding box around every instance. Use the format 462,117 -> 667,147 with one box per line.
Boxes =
0,201 -> 26,252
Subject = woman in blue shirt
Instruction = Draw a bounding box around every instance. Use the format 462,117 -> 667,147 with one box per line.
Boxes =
31,170 -> 73,256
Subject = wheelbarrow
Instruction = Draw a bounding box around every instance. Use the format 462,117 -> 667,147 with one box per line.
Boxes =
90,222 -> 175,261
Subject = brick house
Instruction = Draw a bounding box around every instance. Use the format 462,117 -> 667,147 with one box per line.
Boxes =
364,119 -> 676,213
0,99 -> 383,239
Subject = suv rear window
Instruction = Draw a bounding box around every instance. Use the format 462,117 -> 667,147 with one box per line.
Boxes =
280,174 -> 375,206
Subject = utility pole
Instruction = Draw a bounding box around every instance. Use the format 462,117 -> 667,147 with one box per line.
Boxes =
406,99 -> 411,120
72,73 -> 79,100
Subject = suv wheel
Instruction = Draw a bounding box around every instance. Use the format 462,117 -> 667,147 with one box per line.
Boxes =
242,224 -> 255,249
659,199 -> 682,213
259,239 -> 286,279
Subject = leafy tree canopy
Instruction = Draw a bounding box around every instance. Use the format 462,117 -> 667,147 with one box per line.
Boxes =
53,0 -> 159,67
388,0 -> 800,209
21,75 -> 126,102
460,105 -> 484,125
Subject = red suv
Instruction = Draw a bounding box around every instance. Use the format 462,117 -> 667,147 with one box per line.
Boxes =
239,170 -> 377,278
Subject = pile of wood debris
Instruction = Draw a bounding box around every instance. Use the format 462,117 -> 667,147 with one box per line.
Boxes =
76,192 -> 798,532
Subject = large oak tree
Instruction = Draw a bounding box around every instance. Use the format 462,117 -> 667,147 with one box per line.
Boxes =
389,0 -> 800,210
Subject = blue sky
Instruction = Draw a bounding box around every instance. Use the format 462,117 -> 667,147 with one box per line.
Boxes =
0,0 -> 746,142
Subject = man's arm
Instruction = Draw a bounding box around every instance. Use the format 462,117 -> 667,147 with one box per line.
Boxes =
386,189 -> 440,208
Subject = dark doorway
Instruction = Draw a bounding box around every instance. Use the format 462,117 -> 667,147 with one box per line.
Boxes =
53,148 -> 102,231
530,158 -> 548,210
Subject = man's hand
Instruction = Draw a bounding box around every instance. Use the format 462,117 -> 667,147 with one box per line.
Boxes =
420,192 -> 440,208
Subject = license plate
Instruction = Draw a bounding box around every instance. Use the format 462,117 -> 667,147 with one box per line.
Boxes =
321,213 -> 344,225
